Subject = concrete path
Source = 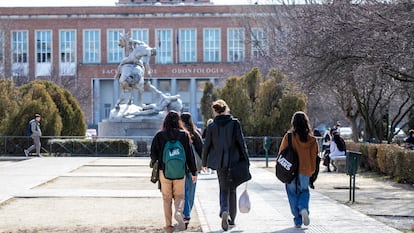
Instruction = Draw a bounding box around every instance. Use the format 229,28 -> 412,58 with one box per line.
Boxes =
0,157 -> 403,233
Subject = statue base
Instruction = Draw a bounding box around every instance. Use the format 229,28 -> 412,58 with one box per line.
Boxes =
98,104 -> 166,138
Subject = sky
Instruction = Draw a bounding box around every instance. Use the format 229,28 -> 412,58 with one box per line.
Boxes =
0,0 -> 268,7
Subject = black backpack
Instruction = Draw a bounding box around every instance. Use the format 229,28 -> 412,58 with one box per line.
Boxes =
275,133 -> 299,183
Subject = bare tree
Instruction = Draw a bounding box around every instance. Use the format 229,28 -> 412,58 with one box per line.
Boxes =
235,1 -> 414,142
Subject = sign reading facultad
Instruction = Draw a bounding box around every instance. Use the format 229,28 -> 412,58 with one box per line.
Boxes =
102,66 -> 224,76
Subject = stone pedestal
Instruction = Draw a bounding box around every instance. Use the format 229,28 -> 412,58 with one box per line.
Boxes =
99,118 -> 163,137
98,104 -> 166,138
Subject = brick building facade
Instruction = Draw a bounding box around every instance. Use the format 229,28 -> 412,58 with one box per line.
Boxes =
0,0 -> 274,128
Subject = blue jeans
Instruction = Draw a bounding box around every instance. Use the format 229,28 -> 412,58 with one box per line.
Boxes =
183,172 -> 197,219
217,168 -> 237,223
285,174 -> 310,226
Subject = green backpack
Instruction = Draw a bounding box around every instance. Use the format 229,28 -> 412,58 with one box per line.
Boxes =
163,139 -> 186,179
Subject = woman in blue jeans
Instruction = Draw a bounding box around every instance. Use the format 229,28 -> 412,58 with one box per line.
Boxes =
279,111 -> 319,228
181,112 -> 203,229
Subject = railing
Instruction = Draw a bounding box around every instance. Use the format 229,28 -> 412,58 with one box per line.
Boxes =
0,136 -> 153,157
0,136 -> 325,158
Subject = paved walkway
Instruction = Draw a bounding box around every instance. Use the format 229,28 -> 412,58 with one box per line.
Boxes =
0,157 -> 403,233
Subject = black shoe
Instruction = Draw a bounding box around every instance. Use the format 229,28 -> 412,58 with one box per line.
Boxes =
309,182 -> 315,189
228,219 -> 235,228
184,217 -> 190,230
221,211 -> 229,231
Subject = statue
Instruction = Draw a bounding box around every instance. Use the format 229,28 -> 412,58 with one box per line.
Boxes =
100,33 -> 184,137
112,33 -> 183,119
114,33 -> 156,109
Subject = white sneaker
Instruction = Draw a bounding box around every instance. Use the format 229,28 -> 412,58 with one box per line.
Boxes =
24,149 -> 29,157
300,209 -> 310,226
174,212 -> 185,231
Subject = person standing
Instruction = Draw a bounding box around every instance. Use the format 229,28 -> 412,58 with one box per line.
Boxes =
24,113 -> 42,157
278,111 -> 318,228
201,99 -> 250,231
150,111 -> 197,233
180,112 -> 203,229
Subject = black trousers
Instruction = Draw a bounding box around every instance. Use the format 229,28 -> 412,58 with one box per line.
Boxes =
217,168 -> 237,223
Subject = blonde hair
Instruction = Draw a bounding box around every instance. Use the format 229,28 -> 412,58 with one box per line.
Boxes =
211,99 -> 230,114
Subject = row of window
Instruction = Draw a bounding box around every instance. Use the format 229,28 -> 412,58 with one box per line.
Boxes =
1,27 -> 267,76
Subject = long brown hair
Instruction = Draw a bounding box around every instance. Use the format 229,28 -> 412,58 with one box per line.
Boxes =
181,112 -> 201,140
162,111 -> 187,138
291,111 -> 312,142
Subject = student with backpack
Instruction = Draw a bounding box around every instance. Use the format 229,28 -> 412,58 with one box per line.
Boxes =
278,111 -> 319,228
24,113 -> 42,157
150,111 -> 197,233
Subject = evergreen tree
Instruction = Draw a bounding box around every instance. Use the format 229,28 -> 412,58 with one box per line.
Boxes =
3,82 -> 62,136
0,80 -> 19,134
218,76 -> 251,132
0,80 -> 86,136
202,67 -> 307,136
200,81 -> 218,126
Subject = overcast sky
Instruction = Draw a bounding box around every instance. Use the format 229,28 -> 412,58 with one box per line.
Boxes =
0,0 -> 271,7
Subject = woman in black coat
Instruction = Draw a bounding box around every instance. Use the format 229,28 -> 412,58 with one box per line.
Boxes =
201,99 -> 250,231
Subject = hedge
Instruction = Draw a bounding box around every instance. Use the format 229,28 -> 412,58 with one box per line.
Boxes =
347,141 -> 414,184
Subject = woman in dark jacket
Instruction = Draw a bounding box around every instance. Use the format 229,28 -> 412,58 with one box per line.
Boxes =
150,111 -> 197,233
201,99 -> 250,231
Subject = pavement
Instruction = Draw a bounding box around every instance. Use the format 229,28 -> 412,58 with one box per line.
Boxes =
0,156 -> 412,233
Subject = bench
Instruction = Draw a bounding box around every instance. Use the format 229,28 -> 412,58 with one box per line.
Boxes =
330,156 -> 346,172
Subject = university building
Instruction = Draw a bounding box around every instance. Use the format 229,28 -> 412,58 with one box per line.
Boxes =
0,0 -> 275,128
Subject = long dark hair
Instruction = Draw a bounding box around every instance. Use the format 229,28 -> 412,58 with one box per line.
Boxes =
180,112 -> 201,139
291,111 -> 312,142
162,111 -> 186,138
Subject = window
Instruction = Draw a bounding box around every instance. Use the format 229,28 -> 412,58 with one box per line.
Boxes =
155,29 -> 173,64
251,28 -> 267,58
179,29 -> 196,63
158,79 -> 171,93
107,29 -> 124,63
36,30 -> 52,63
203,28 -> 220,62
0,31 -> 4,74
131,29 -> 149,63
131,29 -> 149,44
60,30 -> 76,75
35,30 -> 52,76
11,30 -> 28,76
227,28 -> 245,62
83,30 -> 101,63
177,79 -> 189,92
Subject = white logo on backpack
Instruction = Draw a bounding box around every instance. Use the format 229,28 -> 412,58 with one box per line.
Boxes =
277,156 -> 293,171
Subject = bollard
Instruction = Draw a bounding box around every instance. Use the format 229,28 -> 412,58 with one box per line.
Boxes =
263,136 -> 270,168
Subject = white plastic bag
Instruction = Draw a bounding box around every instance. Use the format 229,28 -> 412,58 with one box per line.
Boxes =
238,184 -> 251,213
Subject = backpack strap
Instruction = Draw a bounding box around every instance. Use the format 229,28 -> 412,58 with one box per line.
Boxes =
288,132 -> 299,193
288,132 -> 292,149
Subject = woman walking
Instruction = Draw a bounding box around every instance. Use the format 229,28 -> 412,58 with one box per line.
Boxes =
278,111 -> 319,228
180,112 -> 203,229
150,111 -> 197,233
201,99 -> 250,231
